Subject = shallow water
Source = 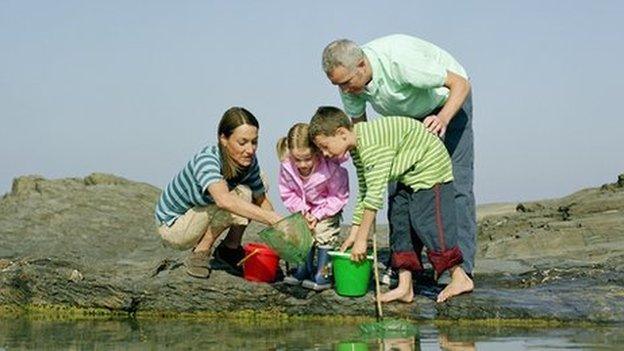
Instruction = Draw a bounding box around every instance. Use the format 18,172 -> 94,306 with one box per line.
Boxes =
0,317 -> 622,350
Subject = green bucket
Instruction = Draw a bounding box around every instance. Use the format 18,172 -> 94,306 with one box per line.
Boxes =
328,251 -> 373,297
336,341 -> 369,351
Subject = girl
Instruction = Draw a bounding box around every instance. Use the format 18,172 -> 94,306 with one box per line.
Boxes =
276,123 -> 349,291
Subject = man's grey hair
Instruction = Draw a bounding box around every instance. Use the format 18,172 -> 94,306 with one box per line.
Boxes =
322,39 -> 364,73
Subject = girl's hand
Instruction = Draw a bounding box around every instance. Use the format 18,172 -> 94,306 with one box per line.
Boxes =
306,218 -> 318,230
304,212 -> 318,230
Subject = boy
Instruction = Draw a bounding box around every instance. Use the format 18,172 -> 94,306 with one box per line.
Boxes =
308,106 -> 473,303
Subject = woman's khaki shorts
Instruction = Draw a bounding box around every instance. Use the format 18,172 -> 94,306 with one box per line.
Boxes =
158,184 -> 253,250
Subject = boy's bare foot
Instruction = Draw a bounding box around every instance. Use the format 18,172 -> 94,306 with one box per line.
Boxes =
379,285 -> 414,303
439,334 -> 476,351
436,266 -> 474,303
379,269 -> 414,303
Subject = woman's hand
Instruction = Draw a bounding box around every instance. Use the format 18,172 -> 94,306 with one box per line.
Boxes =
267,212 -> 282,226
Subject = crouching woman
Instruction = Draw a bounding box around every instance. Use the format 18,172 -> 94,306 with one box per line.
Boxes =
155,107 -> 282,278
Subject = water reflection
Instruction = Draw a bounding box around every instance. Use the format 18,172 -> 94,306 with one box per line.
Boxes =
378,336 -> 419,351
336,340 -> 369,351
337,337 -> 419,351
337,334 -> 475,351
0,317 -> 621,350
438,334 -> 475,351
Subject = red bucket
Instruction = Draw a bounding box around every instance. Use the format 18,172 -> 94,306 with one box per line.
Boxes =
242,243 -> 280,283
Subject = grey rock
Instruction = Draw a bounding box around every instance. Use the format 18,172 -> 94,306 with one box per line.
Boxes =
1,172 -> 624,322
69,269 -> 83,282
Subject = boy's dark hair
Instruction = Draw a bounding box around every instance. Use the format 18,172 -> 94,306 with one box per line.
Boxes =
308,106 -> 352,139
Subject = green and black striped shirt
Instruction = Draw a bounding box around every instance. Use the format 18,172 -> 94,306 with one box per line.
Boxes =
351,117 -> 453,225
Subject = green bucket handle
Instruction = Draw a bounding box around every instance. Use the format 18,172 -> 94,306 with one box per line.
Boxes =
328,251 -> 374,261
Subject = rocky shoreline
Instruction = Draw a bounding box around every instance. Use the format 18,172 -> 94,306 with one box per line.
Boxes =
1,173 -> 623,322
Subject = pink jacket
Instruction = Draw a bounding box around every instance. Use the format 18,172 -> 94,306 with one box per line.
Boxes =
278,155 -> 349,220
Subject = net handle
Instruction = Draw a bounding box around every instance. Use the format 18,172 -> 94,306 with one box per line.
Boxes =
372,218 -> 383,321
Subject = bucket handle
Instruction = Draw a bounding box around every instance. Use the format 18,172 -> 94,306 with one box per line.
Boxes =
237,248 -> 260,267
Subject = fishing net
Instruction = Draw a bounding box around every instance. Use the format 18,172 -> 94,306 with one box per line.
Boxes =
359,319 -> 419,339
258,212 -> 313,264
351,222 -> 419,340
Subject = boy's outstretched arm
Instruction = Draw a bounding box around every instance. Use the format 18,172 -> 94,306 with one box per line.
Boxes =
350,208 -> 376,262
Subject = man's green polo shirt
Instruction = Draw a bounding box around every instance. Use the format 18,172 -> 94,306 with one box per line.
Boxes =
340,34 -> 468,119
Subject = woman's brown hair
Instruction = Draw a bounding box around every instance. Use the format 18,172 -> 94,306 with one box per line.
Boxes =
218,107 -> 259,179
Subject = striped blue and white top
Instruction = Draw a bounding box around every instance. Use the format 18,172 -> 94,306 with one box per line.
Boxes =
155,145 -> 265,226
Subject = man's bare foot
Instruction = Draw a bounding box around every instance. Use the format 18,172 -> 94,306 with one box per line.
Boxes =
379,269 -> 414,303
436,266 -> 474,303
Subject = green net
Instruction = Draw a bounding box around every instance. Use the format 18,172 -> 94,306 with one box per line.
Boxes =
258,212 -> 313,264
359,319 -> 419,339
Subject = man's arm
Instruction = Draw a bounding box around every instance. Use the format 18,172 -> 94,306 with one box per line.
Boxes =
423,70 -> 471,136
351,112 -> 367,124
340,90 -> 367,123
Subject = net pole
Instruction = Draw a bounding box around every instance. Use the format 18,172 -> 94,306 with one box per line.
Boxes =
372,217 -> 383,322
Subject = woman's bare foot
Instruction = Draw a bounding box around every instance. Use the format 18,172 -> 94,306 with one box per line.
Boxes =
436,266 -> 474,303
379,269 -> 414,303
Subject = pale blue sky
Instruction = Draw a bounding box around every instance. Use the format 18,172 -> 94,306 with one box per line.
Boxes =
1,1 -> 622,220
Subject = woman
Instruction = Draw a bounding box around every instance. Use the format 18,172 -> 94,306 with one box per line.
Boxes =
155,107 -> 282,278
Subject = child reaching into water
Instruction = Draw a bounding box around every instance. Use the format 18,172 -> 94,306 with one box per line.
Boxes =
308,106 -> 474,303
276,123 -> 349,291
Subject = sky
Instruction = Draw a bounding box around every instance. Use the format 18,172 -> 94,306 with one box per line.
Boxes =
1,1 -> 623,222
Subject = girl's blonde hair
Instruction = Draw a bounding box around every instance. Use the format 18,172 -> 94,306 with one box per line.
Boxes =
276,123 -> 317,161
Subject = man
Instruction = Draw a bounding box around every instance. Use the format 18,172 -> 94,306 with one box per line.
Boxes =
322,34 -> 476,278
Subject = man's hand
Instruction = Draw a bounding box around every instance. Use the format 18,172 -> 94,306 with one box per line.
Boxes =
349,237 -> 368,262
423,115 -> 447,137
